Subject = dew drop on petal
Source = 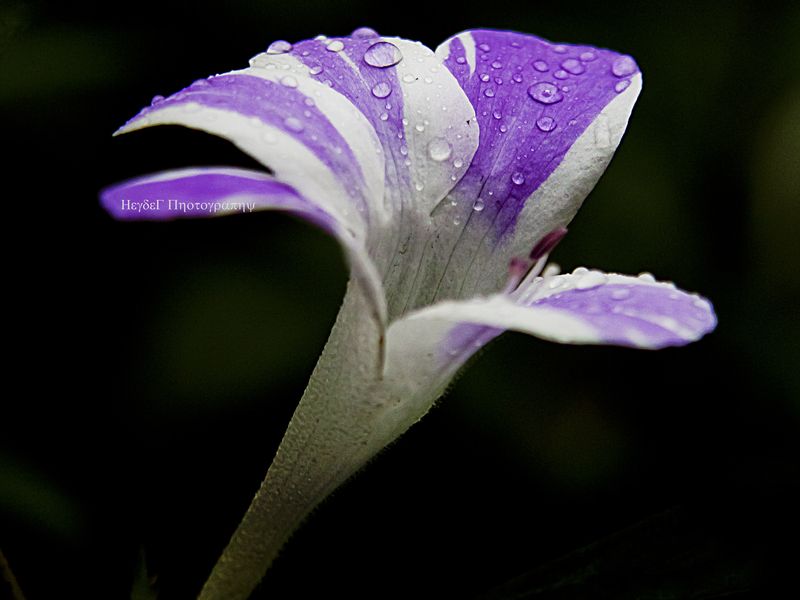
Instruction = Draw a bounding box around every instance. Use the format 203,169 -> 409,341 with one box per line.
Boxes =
402,73 -> 417,83
536,116 -> 557,131
614,79 -> 631,93
491,60 -> 503,69
280,75 -> 298,88
473,198 -> 485,212
484,88 -> 495,97
512,72 -> 524,83
427,137 -> 452,161
453,158 -> 464,168
326,40 -> 345,52
492,110 -> 502,119
528,82 -> 563,104
553,44 -> 568,54
309,64 -> 323,75
612,55 -> 637,77
456,56 -> 467,64
284,116 -> 304,132
363,41 -> 403,68
561,58 -> 585,75
150,95 -> 165,105
637,272 -> 656,282
580,51 -> 597,62
267,40 -> 293,54
480,73 -> 490,82
611,287 -> 632,300
351,26 -> 379,38
371,81 -> 392,98
554,69 -> 569,80
511,172 -> 525,185
478,43 -> 491,52
379,112 -> 389,121
533,60 -> 549,72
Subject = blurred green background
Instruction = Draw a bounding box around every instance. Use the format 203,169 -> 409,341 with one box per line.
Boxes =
2,0 -> 799,598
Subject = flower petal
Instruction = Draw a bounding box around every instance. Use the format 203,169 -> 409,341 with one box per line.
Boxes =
399,30 -> 642,309
385,269 -> 716,393
100,167 -> 386,323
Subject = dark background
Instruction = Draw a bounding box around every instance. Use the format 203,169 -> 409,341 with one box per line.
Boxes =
2,1 -> 799,598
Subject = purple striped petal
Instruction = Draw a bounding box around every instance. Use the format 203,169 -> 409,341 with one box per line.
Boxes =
399,30 -> 642,310
101,167 -> 387,323
385,269 -> 715,390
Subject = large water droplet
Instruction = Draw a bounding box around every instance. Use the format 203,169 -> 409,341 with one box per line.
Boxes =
284,116 -> 304,132
326,40 -> 345,52
267,40 -> 293,54
427,137 -> 452,162
611,55 -> 637,77
528,82 -> 563,104
363,41 -> 403,68
351,26 -> 379,38
533,60 -> 549,72
511,172 -> 525,185
561,58 -> 585,75
473,198 -> 485,212
536,116 -> 557,132
575,270 -> 607,289
371,81 -> 392,98
280,75 -> 298,88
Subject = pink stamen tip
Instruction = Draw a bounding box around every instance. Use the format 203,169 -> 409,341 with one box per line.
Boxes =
509,257 -> 529,277
529,226 -> 568,261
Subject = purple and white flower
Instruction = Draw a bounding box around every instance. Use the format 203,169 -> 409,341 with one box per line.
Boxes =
101,27 -> 716,599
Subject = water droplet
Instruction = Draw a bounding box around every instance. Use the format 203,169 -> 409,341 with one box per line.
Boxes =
379,112 -> 389,121
427,137 -> 452,161
480,73 -> 490,82
637,272 -> 656,282
533,60 -> 548,72
326,40 -> 344,52
303,97 -> 315,107
612,55 -> 637,77
456,56 -> 466,64
580,51 -> 597,62
150,95 -> 165,105
553,44 -> 568,54
281,75 -> 298,88
402,73 -> 417,83
284,116 -> 304,132
453,158 -> 464,168
508,172 -> 524,186
484,88 -> 495,97
363,41 -> 403,68
561,58 -> 585,75
473,198 -> 485,212
492,110 -> 502,119
415,182 -> 424,191
575,271 -> 607,290
267,40 -> 293,54
554,69 -> 569,80
351,26 -> 379,38
499,124 -> 508,132
528,82 -> 563,104
614,79 -> 631,93
308,64 -> 324,75
611,288 -> 631,300
491,60 -> 502,69
371,81 -> 392,98
536,116 -> 556,132
453,216 -> 462,226
478,43 -> 491,52
415,123 -> 425,132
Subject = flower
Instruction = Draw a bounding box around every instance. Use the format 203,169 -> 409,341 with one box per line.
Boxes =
101,27 -> 716,599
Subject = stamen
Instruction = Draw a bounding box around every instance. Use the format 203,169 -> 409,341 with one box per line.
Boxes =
529,226 -> 568,261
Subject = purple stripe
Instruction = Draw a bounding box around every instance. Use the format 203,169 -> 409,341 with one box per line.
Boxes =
100,169 -> 339,234
529,283 -> 716,348
126,74 -> 370,218
441,30 -> 639,239
291,37 -> 411,192
439,322 -> 502,365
